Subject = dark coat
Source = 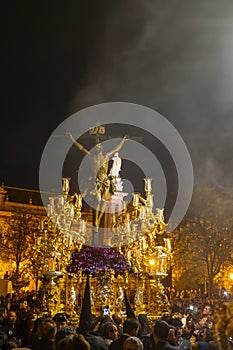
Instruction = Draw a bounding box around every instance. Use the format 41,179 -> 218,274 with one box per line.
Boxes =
31,338 -> 54,350
109,334 -> 129,350
138,314 -> 151,338
85,332 -> 108,350
154,341 -> 179,350
141,334 -> 155,350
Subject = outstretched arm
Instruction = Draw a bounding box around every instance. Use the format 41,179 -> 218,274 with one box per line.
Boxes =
107,135 -> 128,158
66,132 -> 90,155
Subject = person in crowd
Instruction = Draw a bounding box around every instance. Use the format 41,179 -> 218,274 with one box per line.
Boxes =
30,315 -> 51,344
112,312 -> 123,336
55,335 -> 74,350
97,315 -> 114,332
167,325 -> 177,347
72,333 -> 91,350
109,318 -> 140,350
31,318 -> 57,350
151,320 -> 179,349
202,305 -> 213,317
178,337 -> 192,350
15,298 -> 33,346
1,310 -> 20,348
99,321 -> 118,348
56,333 -> 91,350
85,332 -> 108,350
177,323 -> 192,350
54,325 -> 76,349
197,305 -> 213,330
123,336 -> 143,350
196,327 -> 214,350
53,313 -> 69,330
2,310 -> 17,338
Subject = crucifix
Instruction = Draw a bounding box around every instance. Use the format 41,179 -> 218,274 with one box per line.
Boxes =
66,126 -> 128,237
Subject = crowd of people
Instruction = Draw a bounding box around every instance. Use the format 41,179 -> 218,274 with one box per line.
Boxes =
0,287 -> 233,350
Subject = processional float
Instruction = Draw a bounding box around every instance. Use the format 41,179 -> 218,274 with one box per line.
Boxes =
34,127 -> 172,321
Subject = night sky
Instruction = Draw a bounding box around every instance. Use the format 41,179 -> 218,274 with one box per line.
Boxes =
2,1 -> 233,211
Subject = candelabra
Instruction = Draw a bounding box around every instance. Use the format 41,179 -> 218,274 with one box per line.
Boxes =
111,178 -> 172,316
37,179 -> 87,271
33,178 -> 89,315
112,178 -> 167,246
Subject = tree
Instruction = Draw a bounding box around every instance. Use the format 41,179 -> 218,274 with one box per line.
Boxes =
172,184 -> 233,297
0,211 -> 40,290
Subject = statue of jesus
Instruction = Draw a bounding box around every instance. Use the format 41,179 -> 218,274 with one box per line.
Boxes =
109,152 -> 122,178
66,128 -> 127,228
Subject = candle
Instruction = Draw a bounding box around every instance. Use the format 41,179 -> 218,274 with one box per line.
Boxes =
147,194 -> 154,208
133,193 -> 139,207
62,177 -> 70,194
144,178 -> 152,194
164,238 -> 171,252
38,219 -> 44,231
80,220 -> 86,233
76,194 -> 82,208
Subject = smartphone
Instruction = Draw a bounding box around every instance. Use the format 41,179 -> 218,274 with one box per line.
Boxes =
103,306 -> 110,316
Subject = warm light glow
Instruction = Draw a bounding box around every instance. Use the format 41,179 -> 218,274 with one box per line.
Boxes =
149,259 -> 155,266
230,273 -> 233,280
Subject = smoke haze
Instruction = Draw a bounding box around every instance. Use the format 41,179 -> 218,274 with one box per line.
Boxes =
2,0 -> 233,206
